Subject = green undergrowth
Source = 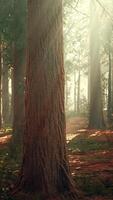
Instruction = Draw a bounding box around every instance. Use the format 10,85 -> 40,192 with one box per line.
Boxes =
0,138 -> 113,199
74,173 -> 113,197
68,135 -> 113,198
68,138 -> 113,152
0,148 -> 20,200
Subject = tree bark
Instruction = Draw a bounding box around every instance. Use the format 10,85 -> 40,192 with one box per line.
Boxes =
13,1 -> 81,200
77,69 -> 80,115
2,56 -> 9,127
0,37 -> 2,128
65,73 -> 68,112
107,47 -> 112,122
111,52 -> 113,114
10,0 -> 26,157
9,66 -> 14,126
11,43 -> 24,157
89,0 -> 105,129
74,67 -> 77,113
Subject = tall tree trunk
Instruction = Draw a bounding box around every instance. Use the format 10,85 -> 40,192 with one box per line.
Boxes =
111,52 -> 113,114
0,37 -> 2,128
9,67 -> 14,126
13,1 -> 81,200
10,0 -> 26,157
89,0 -> 105,129
2,56 -> 9,127
74,67 -> 76,113
107,46 -> 112,122
11,43 -> 24,157
77,69 -> 80,115
65,73 -> 68,112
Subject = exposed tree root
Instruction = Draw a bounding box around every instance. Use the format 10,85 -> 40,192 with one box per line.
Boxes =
12,191 -> 86,200
11,186 -> 86,200
46,191 -> 85,200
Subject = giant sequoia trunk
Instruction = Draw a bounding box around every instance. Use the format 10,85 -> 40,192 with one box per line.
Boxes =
0,38 -> 2,128
89,0 -> 105,129
14,1 -> 81,200
111,52 -> 113,114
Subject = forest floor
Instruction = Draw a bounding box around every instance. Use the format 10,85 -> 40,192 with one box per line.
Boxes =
67,117 -> 113,200
0,117 -> 113,200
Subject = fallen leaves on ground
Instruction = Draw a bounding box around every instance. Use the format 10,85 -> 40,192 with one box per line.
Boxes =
67,117 -> 113,199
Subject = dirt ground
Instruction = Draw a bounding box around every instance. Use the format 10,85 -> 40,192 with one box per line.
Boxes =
0,117 -> 113,200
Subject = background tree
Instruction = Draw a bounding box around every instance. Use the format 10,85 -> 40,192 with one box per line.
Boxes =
2,45 -> 10,126
64,0 -> 89,117
88,0 -> 105,129
107,45 -> 112,122
9,0 -> 26,157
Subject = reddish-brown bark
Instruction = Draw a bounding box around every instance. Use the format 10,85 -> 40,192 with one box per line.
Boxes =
14,1 -> 82,200
0,37 -> 2,128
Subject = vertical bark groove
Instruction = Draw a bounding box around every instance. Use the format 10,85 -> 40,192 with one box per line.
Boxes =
0,37 -> 2,128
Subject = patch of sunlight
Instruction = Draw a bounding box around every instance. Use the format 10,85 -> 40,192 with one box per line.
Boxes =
101,150 -> 111,155
89,132 -> 102,137
66,133 -> 80,141
5,128 -> 12,133
0,135 -> 12,144
104,130 -> 113,134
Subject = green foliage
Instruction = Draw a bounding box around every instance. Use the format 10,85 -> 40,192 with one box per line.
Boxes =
75,174 -> 113,196
68,138 -> 113,152
0,0 -> 27,66
0,148 -> 20,200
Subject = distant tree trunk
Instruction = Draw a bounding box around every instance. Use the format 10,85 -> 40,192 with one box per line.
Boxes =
89,0 -> 105,129
107,46 -> 112,122
88,60 -> 90,106
111,52 -> 113,115
13,1 -> 81,200
2,56 -> 9,127
65,73 -> 68,112
9,67 -> 14,126
0,38 -> 2,128
74,67 -> 77,113
10,0 -> 26,157
77,69 -> 80,115
11,44 -> 25,156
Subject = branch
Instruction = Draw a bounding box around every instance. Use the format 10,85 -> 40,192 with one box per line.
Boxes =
68,2 -> 89,18
75,0 -> 80,9
95,0 -> 113,23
